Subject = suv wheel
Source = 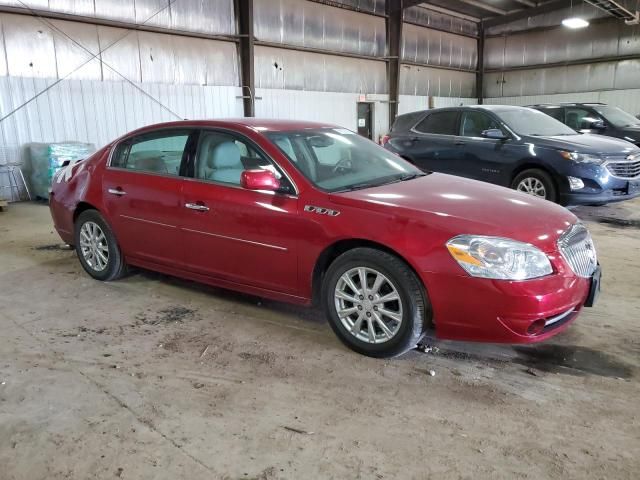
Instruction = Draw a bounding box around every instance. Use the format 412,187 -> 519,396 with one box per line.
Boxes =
322,248 -> 428,358
512,169 -> 557,202
74,210 -> 127,281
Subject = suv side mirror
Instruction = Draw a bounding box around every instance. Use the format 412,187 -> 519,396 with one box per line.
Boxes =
240,169 -> 280,191
588,120 -> 606,130
481,128 -> 508,140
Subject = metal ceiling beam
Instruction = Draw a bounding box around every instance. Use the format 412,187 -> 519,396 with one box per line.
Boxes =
403,0 -> 428,8
415,3 -> 482,22
459,0 -> 508,16
482,0 -> 574,27
512,0 -> 536,7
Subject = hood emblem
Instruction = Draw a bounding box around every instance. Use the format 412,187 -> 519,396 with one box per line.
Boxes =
304,205 -> 340,217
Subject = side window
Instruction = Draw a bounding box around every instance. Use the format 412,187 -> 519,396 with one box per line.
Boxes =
460,111 -> 501,137
195,131 -> 286,187
111,131 -> 190,176
565,108 -> 603,130
414,111 -> 459,135
541,107 -> 565,122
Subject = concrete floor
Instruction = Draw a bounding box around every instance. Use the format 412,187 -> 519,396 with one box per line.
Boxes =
1,200 -> 639,480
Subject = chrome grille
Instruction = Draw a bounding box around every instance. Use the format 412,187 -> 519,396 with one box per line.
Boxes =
558,224 -> 597,278
605,157 -> 640,179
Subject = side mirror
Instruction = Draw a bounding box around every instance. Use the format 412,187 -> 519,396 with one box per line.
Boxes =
588,120 -> 606,130
481,128 -> 508,140
240,169 -> 280,191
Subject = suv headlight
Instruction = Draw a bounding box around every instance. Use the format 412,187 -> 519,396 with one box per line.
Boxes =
560,151 -> 604,164
446,235 -> 553,280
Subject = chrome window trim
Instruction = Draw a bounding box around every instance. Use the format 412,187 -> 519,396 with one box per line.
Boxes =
104,126 -> 299,197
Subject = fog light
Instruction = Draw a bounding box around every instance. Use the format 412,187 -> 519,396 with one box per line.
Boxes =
568,176 -> 584,190
527,319 -> 546,335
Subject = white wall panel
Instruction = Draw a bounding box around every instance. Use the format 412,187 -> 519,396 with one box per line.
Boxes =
398,95 -> 477,115
484,89 -> 640,117
0,76 -> 243,172
255,89 -> 390,141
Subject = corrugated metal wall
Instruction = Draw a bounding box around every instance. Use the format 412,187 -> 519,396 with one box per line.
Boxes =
0,0 -> 480,198
398,95 -> 477,115
484,89 -> 640,116
485,15 -> 640,98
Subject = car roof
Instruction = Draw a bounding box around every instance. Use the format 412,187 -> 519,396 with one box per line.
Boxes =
123,118 -> 339,137
529,102 -> 607,108
395,105 -> 536,118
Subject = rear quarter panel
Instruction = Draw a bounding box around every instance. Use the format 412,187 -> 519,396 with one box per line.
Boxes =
49,146 -> 110,244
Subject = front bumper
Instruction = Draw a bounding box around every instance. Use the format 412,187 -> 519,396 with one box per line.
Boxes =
555,162 -> 640,205
421,271 -> 590,343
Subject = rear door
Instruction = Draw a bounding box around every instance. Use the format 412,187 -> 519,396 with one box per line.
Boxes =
180,129 -> 300,295
458,110 -> 516,183
102,129 -> 196,266
406,110 -> 462,174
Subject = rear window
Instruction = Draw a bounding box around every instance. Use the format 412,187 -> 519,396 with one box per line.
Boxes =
414,111 -> 459,135
391,111 -> 426,132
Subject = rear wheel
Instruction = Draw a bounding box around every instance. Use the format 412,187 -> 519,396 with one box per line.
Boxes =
74,210 -> 127,281
322,248 -> 428,358
512,168 -> 557,203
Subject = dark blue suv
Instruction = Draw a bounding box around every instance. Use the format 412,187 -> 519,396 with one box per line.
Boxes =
383,105 -> 640,205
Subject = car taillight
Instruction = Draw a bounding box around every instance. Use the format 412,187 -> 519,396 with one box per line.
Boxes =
381,134 -> 390,146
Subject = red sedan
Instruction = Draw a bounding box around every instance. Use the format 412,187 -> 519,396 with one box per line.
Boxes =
49,119 -> 601,358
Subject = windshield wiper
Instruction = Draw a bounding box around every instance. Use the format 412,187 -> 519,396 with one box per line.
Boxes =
398,172 -> 427,181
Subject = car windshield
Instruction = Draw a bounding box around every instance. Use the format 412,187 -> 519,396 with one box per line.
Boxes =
266,128 -> 425,193
497,108 -> 577,136
593,105 -> 640,128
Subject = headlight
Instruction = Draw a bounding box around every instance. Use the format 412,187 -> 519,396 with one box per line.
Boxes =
560,151 -> 603,164
446,235 -> 553,280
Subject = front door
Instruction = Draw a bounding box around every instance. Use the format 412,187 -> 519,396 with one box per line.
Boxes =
102,129 -> 195,266
458,110 -> 513,183
181,130 -> 300,295
357,102 -> 374,140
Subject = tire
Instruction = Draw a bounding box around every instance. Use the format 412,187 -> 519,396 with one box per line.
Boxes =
511,168 -> 557,203
74,209 -> 127,281
322,247 -> 428,358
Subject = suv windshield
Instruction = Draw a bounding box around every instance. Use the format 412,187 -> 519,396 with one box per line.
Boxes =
593,105 -> 640,128
267,128 -> 424,193
497,108 -> 577,136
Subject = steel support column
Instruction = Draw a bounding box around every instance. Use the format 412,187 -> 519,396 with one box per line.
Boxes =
477,23 -> 485,104
387,0 -> 403,125
235,0 -> 255,117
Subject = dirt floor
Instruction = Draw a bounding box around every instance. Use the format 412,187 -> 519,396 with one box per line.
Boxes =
1,200 -> 639,480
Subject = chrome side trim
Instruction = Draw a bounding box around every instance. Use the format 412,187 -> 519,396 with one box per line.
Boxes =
120,215 -> 177,229
544,308 -> 575,327
182,228 -> 288,252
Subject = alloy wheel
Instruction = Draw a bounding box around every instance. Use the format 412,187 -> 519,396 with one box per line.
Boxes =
516,177 -> 547,198
79,221 -> 109,271
334,267 -> 403,344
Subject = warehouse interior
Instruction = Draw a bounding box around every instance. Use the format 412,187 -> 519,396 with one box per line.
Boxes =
1,1 -> 640,479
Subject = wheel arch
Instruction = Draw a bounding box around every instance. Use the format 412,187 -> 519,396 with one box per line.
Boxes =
73,201 -> 100,223
311,238 -> 428,310
510,161 -> 561,193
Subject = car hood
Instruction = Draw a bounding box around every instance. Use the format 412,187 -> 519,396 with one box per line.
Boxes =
618,126 -> 640,144
524,133 -> 639,154
330,174 -> 577,252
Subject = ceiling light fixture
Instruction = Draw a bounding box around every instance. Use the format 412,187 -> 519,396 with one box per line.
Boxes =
562,17 -> 590,28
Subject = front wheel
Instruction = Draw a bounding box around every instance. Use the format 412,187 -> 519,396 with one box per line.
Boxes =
322,248 -> 428,358
511,169 -> 557,203
74,209 -> 127,281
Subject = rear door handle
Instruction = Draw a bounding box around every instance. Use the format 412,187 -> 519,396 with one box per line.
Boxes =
107,188 -> 126,196
185,202 -> 210,212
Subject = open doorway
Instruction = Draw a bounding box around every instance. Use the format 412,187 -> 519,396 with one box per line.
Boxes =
356,102 -> 374,140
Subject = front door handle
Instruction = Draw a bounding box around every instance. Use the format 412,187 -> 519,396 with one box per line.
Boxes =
185,202 -> 210,212
107,188 -> 126,196
454,140 -> 466,146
